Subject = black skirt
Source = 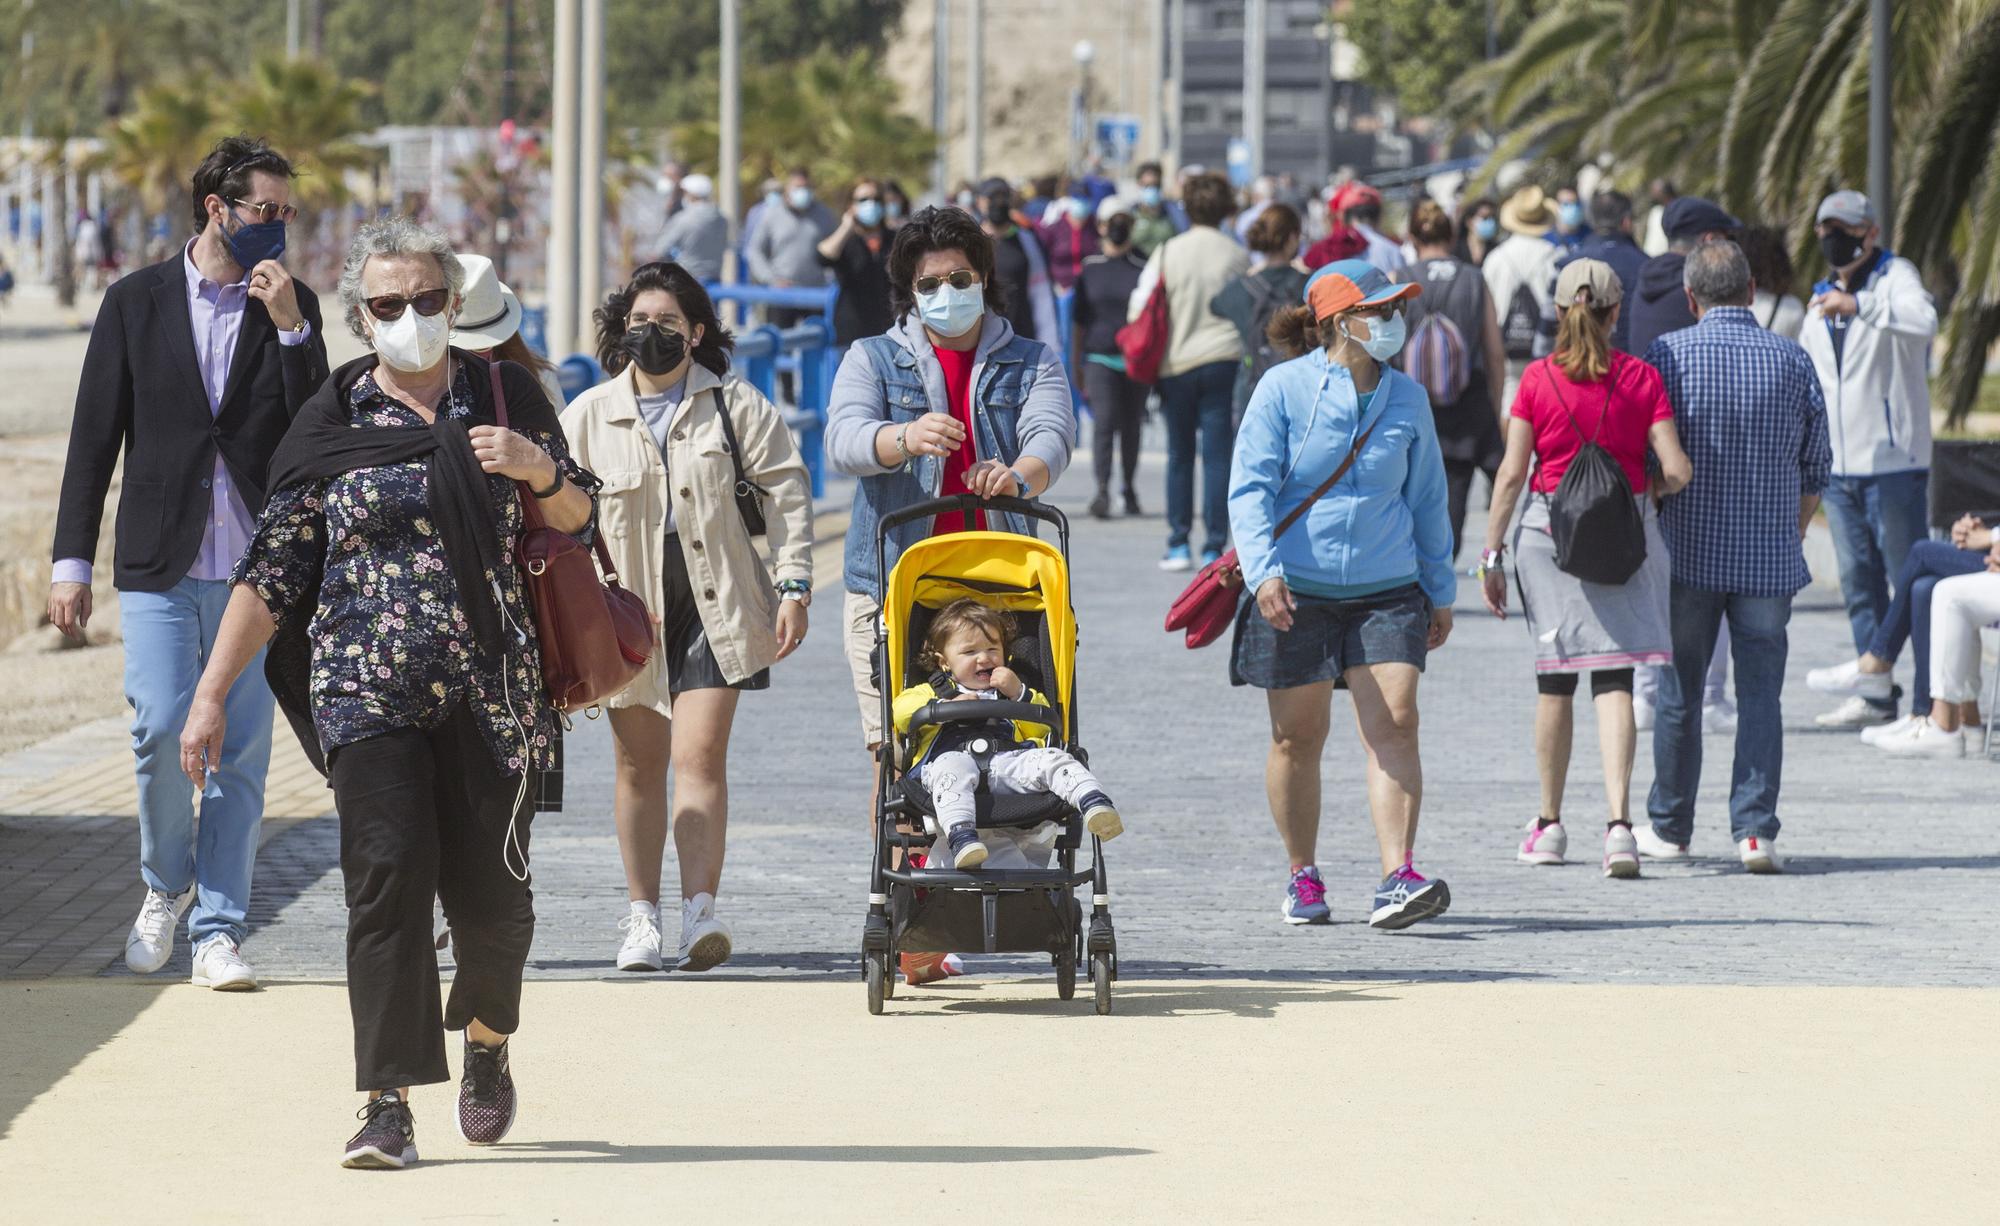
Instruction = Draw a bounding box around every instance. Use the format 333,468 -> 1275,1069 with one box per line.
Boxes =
662,533 -> 770,695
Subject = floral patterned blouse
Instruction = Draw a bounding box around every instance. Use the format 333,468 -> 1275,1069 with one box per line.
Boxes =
233,362 -> 601,775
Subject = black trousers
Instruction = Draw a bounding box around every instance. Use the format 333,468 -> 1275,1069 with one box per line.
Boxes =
330,704 -> 536,1091
1442,457 -> 1497,567
1084,361 -> 1146,496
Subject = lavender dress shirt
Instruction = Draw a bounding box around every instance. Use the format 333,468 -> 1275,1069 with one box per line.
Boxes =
52,241 -> 312,587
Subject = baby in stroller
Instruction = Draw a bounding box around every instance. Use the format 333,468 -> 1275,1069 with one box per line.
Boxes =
892,598 -> 1124,870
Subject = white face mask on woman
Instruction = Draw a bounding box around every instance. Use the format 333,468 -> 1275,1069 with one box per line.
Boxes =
372,306 -> 453,373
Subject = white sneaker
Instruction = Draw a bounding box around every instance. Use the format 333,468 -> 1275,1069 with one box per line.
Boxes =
1874,717 -> 1967,759
1806,659 -> 1894,701
1702,700 -> 1738,734
189,936 -> 258,991
615,902 -> 664,972
1860,713 -> 1922,746
125,886 -> 193,974
1633,825 -> 1690,860
1815,694 -> 1895,729
1602,824 -> 1641,878
1516,818 -> 1567,865
1633,695 -> 1655,732
1737,836 -> 1783,874
677,893 -> 732,972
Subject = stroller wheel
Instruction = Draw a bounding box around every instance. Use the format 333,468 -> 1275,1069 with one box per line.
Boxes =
1091,951 -> 1113,1015
865,951 -> 888,1015
1055,948 -> 1077,1001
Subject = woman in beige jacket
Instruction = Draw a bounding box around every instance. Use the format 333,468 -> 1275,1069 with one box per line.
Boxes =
560,262 -> 814,974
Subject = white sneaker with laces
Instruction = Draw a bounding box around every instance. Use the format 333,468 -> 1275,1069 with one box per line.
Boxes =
1602,824 -> 1641,878
1874,718 -> 1967,759
615,902 -> 664,972
1806,659 -> 1894,701
126,886 -> 193,974
1860,713 -> 1922,746
1702,700 -> 1738,734
1737,836 -> 1784,874
678,893 -> 733,972
190,936 -> 258,990
1633,825 -> 1690,860
1815,694 -> 1895,729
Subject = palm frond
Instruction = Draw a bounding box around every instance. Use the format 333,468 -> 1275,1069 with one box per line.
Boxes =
1754,0 -> 1868,219
1720,0 -> 1846,208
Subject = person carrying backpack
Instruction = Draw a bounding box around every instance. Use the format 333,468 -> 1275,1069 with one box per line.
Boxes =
1482,187 -> 1561,402
1211,203 -> 1309,430
1395,200 -> 1507,561
1477,258 -> 1691,879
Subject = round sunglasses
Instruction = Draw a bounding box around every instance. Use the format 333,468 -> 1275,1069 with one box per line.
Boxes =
915,269 -> 980,294
366,289 -> 451,322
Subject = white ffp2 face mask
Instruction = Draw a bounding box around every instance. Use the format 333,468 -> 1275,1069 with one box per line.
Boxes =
372,306 -> 452,373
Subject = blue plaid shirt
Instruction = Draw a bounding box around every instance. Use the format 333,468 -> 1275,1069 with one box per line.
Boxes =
1644,308 -> 1831,595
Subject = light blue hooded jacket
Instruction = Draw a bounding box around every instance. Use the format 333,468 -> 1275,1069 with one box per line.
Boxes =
1227,348 -> 1457,606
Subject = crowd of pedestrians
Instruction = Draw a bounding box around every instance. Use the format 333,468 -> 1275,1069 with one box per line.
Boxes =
41,133 -> 1969,1169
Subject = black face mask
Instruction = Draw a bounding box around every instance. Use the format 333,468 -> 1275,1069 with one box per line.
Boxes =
622,323 -> 688,376
1821,229 -> 1865,271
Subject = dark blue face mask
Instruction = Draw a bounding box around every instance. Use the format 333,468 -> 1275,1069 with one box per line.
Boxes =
222,209 -> 287,268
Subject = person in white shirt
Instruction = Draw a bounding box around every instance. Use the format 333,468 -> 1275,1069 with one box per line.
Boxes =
1482,186 -> 1560,412
1796,189 -> 1938,730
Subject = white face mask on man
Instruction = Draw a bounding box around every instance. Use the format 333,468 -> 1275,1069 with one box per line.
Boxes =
372,305 -> 453,373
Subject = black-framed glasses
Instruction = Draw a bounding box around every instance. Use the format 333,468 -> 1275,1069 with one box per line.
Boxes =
229,198 -> 299,225
366,289 -> 450,321
915,269 -> 980,294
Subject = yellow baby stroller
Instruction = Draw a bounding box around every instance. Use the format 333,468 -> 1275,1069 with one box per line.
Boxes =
862,494 -> 1117,1014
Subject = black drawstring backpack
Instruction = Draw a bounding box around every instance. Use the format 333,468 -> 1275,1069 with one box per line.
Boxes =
1536,361 -> 1646,585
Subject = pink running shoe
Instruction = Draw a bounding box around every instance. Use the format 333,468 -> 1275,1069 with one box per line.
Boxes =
1517,819 -> 1567,866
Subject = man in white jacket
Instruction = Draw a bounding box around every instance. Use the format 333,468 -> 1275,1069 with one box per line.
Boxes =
1798,189 -> 1938,728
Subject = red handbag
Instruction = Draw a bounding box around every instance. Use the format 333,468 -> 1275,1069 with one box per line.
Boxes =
488,362 -> 654,710
1164,420 -> 1379,649
1115,245 -> 1171,385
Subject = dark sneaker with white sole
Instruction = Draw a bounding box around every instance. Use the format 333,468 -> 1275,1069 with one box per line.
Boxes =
343,1091 -> 417,1170
458,1035 -> 518,1144
946,824 -> 988,870
1369,865 -> 1452,930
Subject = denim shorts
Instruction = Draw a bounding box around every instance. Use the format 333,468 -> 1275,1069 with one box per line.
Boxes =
1229,583 -> 1431,689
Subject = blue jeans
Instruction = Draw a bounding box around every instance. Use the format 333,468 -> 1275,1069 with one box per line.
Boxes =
1157,359 -> 1237,553
1822,471 -> 1929,681
1866,538 -> 1986,715
121,578 -> 275,946
1648,583 -> 1791,844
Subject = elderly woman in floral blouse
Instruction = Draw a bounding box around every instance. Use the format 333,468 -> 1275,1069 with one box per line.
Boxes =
179,218 -> 599,1171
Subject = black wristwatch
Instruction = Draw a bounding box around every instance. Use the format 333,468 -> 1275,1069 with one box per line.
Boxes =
531,467 -> 566,499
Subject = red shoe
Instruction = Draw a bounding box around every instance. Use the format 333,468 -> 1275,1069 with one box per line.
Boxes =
899,951 -> 965,986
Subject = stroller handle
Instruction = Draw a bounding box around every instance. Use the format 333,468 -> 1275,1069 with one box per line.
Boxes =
876,494 -> 1071,546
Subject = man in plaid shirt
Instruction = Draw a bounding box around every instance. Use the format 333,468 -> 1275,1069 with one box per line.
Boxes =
1638,240 -> 1832,874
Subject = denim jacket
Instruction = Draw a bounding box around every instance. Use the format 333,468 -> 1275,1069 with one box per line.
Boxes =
826,314 -> 1075,598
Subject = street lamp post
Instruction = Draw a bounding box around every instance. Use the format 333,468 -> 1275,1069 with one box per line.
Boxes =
577,0 -> 604,351
967,0 -> 984,183
1243,0 -> 1266,181
931,0 -> 949,203
546,0 -> 579,358
1073,40 -> 1096,178
720,0 -> 741,281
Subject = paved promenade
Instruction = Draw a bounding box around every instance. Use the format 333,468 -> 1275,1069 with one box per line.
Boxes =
3,455 -> 1996,1221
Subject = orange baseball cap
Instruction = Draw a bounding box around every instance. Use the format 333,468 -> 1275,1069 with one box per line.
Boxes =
1305,259 -> 1420,322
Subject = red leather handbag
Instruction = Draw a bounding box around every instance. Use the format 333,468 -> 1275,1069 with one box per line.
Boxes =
1164,420 -> 1379,649
488,363 -> 653,710
1116,245 -> 1171,385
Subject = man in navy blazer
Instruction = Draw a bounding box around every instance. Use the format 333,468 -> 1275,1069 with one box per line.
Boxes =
49,136 -> 328,990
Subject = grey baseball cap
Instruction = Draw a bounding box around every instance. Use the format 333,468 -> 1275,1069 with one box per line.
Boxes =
1816,190 -> 1875,227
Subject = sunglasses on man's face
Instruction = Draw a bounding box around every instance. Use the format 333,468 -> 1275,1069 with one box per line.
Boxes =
229,198 -> 299,225
915,269 -> 980,294
366,289 -> 450,321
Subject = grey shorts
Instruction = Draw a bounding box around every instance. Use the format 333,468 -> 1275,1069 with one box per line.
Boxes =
1229,583 -> 1430,689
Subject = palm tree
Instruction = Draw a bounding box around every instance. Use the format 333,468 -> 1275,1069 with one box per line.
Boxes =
229,57 -> 377,217
1895,2 -> 2000,425
673,49 -> 933,202
99,80 -> 220,224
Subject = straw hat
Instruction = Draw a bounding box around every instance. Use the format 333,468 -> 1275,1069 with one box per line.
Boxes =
450,252 -> 525,351
1499,186 -> 1555,236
